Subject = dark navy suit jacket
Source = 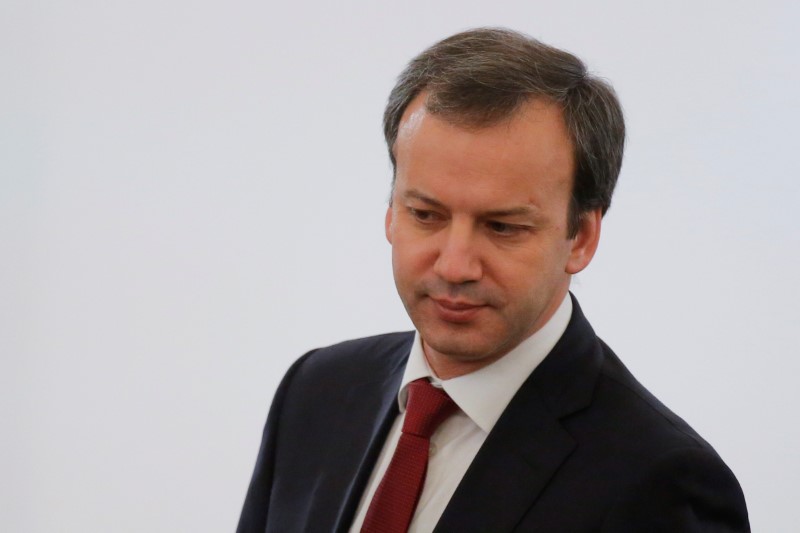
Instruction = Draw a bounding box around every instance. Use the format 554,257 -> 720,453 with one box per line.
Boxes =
237,297 -> 749,532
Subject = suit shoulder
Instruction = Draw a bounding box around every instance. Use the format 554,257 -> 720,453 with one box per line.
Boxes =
291,331 -> 414,382
557,341 -> 748,528
600,437 -> 750,530
591,340 -> 716,453
310,331 -> 415,358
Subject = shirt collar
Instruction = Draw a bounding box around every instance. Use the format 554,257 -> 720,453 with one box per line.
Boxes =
397,294 -> 573,433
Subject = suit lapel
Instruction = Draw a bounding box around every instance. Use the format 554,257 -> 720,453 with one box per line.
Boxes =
436,296 -> 604,532
435,388 -> 576,532
328,337 -> 411,533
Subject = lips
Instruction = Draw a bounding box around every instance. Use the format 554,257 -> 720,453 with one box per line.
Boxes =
430,297 -> 487,323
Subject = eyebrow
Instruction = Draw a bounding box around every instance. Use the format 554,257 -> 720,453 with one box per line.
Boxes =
403,189 -> 541,219
403,189 -> 446,209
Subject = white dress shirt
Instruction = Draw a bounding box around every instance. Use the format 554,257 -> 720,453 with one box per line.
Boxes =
350,294 -> 573,532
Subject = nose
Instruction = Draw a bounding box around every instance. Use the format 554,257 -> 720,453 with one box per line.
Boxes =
432,222 -> 483,284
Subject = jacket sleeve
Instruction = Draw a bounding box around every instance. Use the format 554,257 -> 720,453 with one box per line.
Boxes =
236,350 -> 316,533
600,446 -> 750,532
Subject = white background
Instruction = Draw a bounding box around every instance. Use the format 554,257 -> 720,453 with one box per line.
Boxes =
3,1 -> 798,531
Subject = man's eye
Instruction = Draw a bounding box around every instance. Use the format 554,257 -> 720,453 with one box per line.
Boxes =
409,208 -> 438,223
487,221 -> 524,235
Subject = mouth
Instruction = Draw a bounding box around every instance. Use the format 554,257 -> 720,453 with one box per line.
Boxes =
429,297 -> 487,323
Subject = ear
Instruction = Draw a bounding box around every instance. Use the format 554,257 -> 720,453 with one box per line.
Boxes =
385,205 -> 394,244
565,209 -> 602,274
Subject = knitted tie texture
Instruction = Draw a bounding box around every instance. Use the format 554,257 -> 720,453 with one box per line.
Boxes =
361,379 -> 458,533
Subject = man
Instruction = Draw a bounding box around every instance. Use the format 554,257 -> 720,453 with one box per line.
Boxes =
238,28 -> 749,532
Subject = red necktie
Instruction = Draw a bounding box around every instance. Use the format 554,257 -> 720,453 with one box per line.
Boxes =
361,378 -> 458,533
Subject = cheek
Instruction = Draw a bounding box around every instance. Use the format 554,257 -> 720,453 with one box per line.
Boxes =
391,237 -> 423,287
493,261 -> 537,296
492,247 -> 565,293
392,230 -> 434,269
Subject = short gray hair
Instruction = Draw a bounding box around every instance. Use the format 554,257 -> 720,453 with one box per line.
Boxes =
383,27 -> 626,237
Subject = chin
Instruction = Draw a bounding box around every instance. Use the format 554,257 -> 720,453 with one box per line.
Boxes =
425,338 -> 489,361
419,321 -> 505,361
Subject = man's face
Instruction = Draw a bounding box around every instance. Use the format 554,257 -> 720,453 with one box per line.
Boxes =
386,95 -> 601,379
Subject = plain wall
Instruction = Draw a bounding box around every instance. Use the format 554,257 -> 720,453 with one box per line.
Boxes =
2,1 -> 798,531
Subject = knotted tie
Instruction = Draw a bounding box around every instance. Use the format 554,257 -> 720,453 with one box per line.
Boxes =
361,378 -> 458,533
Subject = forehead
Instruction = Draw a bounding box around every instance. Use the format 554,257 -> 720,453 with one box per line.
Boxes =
393,94 -> 575,209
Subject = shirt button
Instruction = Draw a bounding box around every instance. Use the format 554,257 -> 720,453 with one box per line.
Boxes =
429,443 -> 437,456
